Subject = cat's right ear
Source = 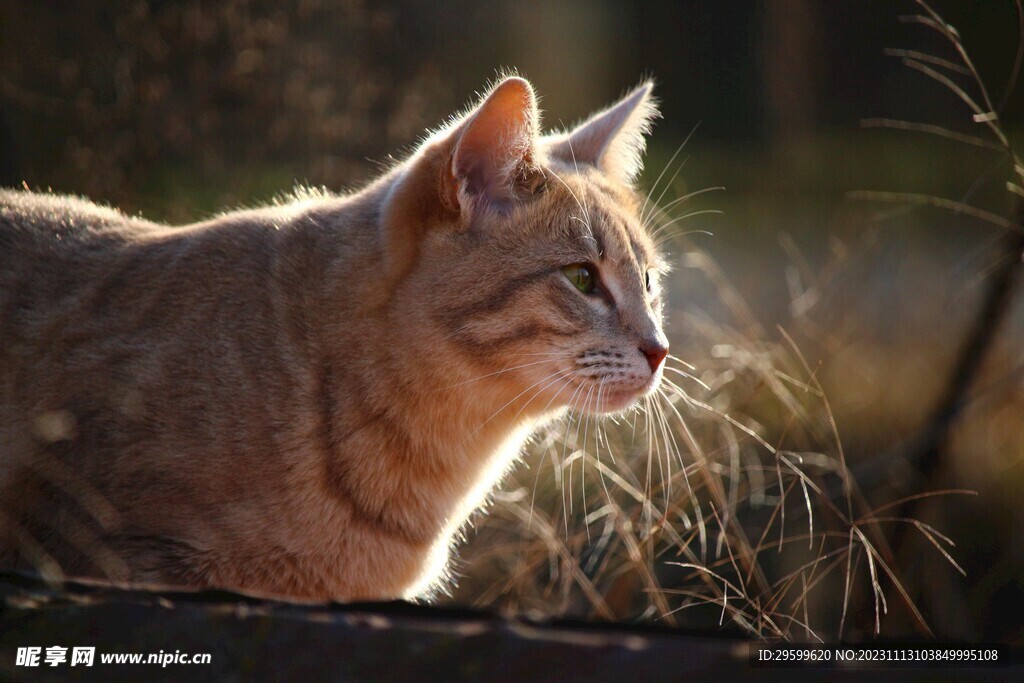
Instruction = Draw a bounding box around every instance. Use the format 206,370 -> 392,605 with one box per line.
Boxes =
546,82 -> 658,184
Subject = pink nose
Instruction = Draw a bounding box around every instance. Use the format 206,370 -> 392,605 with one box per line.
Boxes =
642,343 -> 669,373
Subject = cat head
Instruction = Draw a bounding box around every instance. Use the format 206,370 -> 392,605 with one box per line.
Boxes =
382,76 -> 668,416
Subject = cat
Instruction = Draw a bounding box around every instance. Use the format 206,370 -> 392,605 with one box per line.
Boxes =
0,76 -> 670,601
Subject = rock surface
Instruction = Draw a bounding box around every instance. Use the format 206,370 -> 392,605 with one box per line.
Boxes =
0,570 -> 1018,682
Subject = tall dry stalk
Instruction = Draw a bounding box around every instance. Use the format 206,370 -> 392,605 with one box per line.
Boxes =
456,0 -> 1024,641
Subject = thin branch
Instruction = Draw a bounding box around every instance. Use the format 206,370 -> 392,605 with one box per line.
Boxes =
901,57 -> 1009,149
847,191 -> 1023,233
883,47 -> 971,76
860,118 -> 1003,151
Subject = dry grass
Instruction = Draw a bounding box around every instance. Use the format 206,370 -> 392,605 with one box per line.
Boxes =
450,223 -> 967,640
5,0 -> 1022,645
451,0 -> 1024,642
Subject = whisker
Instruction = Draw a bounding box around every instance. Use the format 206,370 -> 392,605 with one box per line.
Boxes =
645,185 -> 725,231
662,378 -> 777,454
667,353 -> 697,371
653,385 -> 706,558
460,367 -> 575,448
542,163 -> 593,240
564,137 -> 594,233
650,209 -> 725,242
437,356 -> 574,391
639,121 -> 701,228
568,383 -> 597,519
552,379 -> 588,518
580,381 -> 603,542
663,365 -> 711,392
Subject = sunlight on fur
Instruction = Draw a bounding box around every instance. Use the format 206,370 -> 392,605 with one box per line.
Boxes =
0,71 -> 964,642
1,76 -> 673,602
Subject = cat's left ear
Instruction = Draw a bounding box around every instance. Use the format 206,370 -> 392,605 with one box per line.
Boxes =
547,81 -> 659,184
449,76 -> 542,215
378,77 -> 542,278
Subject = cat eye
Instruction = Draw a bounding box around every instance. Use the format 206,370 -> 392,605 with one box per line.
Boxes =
645,271 -> 651,292
562,263 -> 596,294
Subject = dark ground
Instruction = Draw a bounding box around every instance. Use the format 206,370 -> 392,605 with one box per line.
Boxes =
1,571 -> 1022,682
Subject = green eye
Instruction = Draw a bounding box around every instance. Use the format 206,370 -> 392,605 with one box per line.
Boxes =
562,263 -> 595,294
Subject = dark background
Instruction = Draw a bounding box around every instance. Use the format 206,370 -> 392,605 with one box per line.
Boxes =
3,0 -> 1024,644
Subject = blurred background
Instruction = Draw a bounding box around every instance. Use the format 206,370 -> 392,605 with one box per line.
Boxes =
3,0 -> 1024,644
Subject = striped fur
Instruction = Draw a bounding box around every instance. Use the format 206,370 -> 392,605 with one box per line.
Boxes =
0,77 -> 668,600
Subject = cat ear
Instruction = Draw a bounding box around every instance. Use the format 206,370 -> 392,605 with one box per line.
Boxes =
547,81 -> 658,184
378,77 -> 541,278
449,77 -> 541,214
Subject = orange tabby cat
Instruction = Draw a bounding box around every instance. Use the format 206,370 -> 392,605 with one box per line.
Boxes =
0,76 -> 669,600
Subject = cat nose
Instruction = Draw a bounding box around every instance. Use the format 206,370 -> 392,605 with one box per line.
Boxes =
641,342 -> 669,373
